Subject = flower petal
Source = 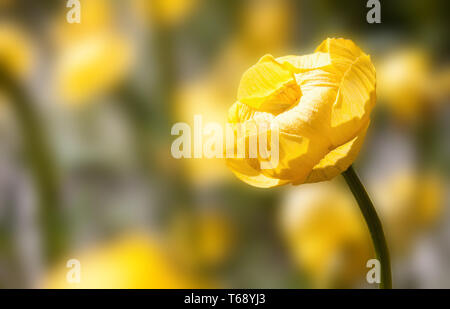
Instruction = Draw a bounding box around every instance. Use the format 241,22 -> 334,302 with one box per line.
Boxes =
316,38 -> 376,146
276,52 -> 331,73
237,54 -> 301,114
303,120 -> 370,183
228,161 -> 290,188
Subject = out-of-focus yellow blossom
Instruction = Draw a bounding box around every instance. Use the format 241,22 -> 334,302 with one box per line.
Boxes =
0,91 -> 11,115
0,23 -> 34,79
279,181 -> 374,288
42,233 -> 209,288
0,0 -> 13,9
52,0 -> 113,46
174,45 -> 256,186
213,0 -> 292,83
175,79 -> 231,185
51,0 -> 133,105
133,0 -> 199,27
169,210 -> 235,268
54,33 -> 132,104
417,173 -> 445,227
175,0 -> 293,186
238,0 -> 292,54
377,48 -> 434,123
430,64 -> 450,103
226,38 -> 376,188
372,170 -> 444,255
279,170 -> 444,287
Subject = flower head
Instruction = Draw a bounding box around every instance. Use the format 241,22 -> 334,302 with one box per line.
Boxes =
226,38 -> 376,187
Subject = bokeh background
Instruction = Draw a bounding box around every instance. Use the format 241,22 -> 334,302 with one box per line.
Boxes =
0,0 -> 448,288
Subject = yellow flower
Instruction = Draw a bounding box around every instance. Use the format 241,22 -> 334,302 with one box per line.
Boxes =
134,0 -> 199,27
52,0 -> 113,46
42,233 -> 209,289
239,0 -> 292,54
54,33 -> 132,104
431,65 -> 450,102
0,23 -> 34,79
0,0 -> 13,8
175,79 -> 232,185
169,210 -> 235,268
279,181 -> 373,288
226,38 -> 376,188
51,0 -> 133,105
280,170 -> 444,287
377,48 -> 432,123
372,170 -> 444,255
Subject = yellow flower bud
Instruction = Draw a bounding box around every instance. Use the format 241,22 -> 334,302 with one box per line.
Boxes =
226,38 -> 376,187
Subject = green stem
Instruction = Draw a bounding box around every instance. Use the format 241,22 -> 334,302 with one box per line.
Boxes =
0,64 -> 65,263
342,165 -> 392,289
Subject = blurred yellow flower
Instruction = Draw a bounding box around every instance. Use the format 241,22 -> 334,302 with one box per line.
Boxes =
175,0 -> 293,186
0,23 -> 34,79
54,33 -> 132,104
134,0 -> 199,27
52,0 -> 113,46
279,170 -> 444,287
42,233 -> 208,289
239,0 -> 292,54
377,48 -> 433,123
169,210 -> 235,268
175,79 -> 231,185
279,181 -> 373,288
226,38 -> 376,188
430,64 -> 450,103
50,0 -> 134,105
372,170 -> 444,255
0,0 -> 13,8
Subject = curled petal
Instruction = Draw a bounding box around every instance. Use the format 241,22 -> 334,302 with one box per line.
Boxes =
227,101 -> 256,123
303,120 -> 370,184
237,54 -> 301,114
317,38 -> 376,146
227,158 -> 289,188
277,52 -> 331,73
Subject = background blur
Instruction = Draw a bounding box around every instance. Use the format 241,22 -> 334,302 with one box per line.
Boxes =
0,0 -> 448,288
